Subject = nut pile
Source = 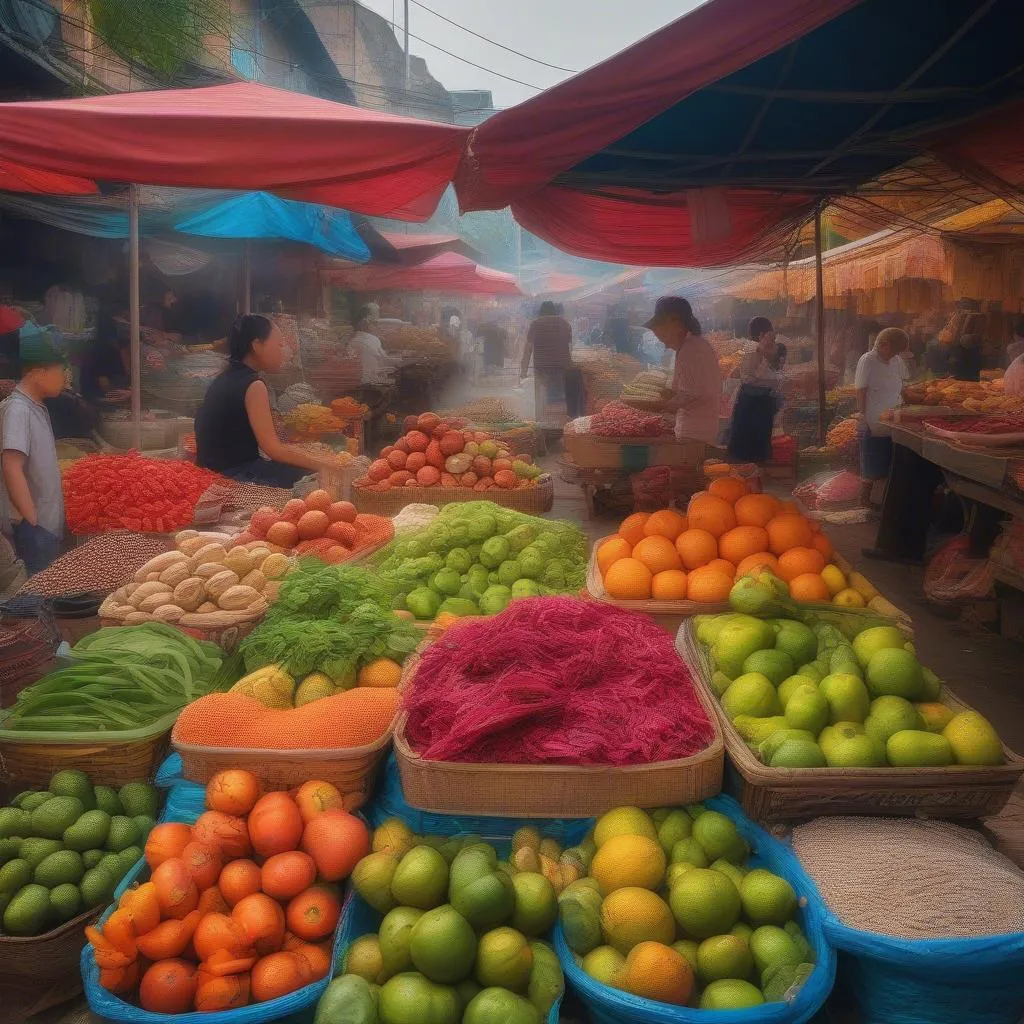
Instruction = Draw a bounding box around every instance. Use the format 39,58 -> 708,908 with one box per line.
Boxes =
21,532 -> 173,598
98,530 -> 291,629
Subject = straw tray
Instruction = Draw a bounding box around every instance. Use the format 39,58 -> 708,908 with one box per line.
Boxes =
392,647 -> 724,817
679,624 -> 1024,822
172,728 -> 393,811
586,536 -> 728,634
0,904 -> 102,1019
353,476 -> 554,515
0,710 -> 175,789
564,430 -> 705,471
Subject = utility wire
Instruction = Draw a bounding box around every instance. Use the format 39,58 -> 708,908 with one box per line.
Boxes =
409,0 -> 577,73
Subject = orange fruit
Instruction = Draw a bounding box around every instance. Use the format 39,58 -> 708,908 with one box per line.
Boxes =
219,860 -> 263,908
139,959 -> 197,1015
675,529 -> 718,571
687,494 -> 737,538
734,493 -> 780,528
643,508 -> 688,541
776,547 -> 826,582
286,887 -> 341,943
615,941 -> 694,1006
633,535 -> 683,575
718,526 -> 769,565
206,770 -> 261,817
811,533 -> 834,560
789,573 -> 830,602
250,952 -> 309,1003
193,912 -> 249,962
766,513 -> 815,555
261,851 -> 318,903
300,810 -> 371,883
618,512 -> 651,547
651,570 -> 687,600
145,823 -> 193,870
248,793 -> 304,859
232,893 -> 286,957
294,781 -> 345,824
603,557 -> 653,600
735,552 -> 778,577
708,476 -> 749,504
598,536 -> 633,576
706,558 -> 736,579
686,567 -> 733,604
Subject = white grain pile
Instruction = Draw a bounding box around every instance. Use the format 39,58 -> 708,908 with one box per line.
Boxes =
792,816 -> 1024,939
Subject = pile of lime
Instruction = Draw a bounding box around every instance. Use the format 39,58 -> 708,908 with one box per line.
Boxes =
0,770 -> 159,936
373,500 -> 588,620
561,804 -> 815,1010
697,612 -> 1005,769
316,817 -> 565,1024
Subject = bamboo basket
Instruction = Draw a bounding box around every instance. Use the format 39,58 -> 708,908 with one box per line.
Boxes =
587,535 -> 728,633
171,727 -> 392,810
392,648 -> 724,817
0,904 -> 102,1019
0,710 -> 175,788
678,623 -> 1024,823
353,476 -> 554,515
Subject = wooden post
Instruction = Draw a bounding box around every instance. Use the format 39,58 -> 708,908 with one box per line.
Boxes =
814,201 -> 827,446
128,184 -> 141,450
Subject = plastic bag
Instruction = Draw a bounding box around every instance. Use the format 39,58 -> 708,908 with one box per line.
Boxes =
923,535 -> 994,604
554,794 -> 835,1024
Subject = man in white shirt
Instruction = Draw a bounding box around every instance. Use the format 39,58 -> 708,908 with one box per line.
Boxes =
350,305 -> 398,385
854,327 -> 909,506
645,296 -> 721,445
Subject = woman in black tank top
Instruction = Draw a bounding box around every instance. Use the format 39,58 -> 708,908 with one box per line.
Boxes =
194,315 -> 328,486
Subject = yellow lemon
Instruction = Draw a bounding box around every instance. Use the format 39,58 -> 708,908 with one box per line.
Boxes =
833,588 -> 866,608
591,835 -> 666,895
600,888 -> 675,954
820,564 -> 847,597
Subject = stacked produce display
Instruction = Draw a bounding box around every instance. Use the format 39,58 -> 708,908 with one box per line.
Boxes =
1,772 -> 159,936
903,375 -> 1019,412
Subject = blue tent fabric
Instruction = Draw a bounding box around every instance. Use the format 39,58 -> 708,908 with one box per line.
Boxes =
175,191 -> 370,261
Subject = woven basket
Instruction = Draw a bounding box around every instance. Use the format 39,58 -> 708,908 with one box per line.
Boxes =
0,904 -> 102,1019
679,623 -> 1024,823
0,711 -> 175,789
172,727 -> 392,810
586,536 -> 728,634
353,476 -> 554,516
96,417 -> 177,452
392,649 -> 724,818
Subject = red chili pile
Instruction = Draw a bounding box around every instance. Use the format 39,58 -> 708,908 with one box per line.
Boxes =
63,453 -> 222,534
926,416 -> 1024,434
590,401 -> 668,438
402,596 -> 714,766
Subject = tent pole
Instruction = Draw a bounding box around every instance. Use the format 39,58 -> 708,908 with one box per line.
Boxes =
129,184 -> 141,451
814,201 -> 826,446
242,241 -> 252,314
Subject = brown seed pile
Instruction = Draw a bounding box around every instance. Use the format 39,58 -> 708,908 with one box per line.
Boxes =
21,532 -> 173,598
792,816 -> 1024,939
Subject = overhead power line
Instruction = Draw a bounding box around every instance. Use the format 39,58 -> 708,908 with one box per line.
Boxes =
409,0 -> 578,74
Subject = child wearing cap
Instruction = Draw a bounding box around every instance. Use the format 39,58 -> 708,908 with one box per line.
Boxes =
0,323 -> 67,574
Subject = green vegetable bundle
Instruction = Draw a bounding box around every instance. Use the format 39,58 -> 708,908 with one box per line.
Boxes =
371,500 -> 588,619
3,623 -> 224,733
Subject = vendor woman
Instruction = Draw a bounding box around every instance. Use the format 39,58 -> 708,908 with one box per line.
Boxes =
727,317 -> 783,463
194,315 -> 330,486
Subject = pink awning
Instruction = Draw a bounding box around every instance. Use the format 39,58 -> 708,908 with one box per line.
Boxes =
0,158 -> 97,196
325,252 -> 522,296
378,232 -> 481,263
0,83 -> 469,220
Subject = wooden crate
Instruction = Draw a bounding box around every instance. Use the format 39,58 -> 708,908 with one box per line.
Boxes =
564,431 -> 705,471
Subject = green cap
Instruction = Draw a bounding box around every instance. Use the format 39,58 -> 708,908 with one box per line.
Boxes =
19,322 -> 66,369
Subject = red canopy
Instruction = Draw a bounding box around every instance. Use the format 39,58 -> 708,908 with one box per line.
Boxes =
0,158 -> 97,196
454,0 -> 857,212
0,83 -> 468,220
325,252 -> 522,296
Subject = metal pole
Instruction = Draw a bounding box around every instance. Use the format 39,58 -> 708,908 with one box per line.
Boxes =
242,241 -> 252,315
814,201 -> 827,446
128,184 -> 141,451
403,0 -> 410,90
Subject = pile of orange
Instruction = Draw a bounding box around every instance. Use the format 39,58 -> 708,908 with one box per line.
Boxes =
598,475 -> 837,604
89,770 -> 369,1013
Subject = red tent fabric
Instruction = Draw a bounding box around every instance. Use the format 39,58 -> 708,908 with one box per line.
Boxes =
0,83 -> 468,220
0,158 -> 97,196
379,232 -> 480,263
325,252 -> 522,295
454,0 -> 859,212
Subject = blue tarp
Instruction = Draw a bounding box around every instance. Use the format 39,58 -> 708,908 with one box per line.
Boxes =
175,191 -> 370,261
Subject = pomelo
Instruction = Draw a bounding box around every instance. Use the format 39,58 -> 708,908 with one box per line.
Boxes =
852,625 -> 905,668
943,711 -> 1004,765
866,648 -> 924,700
741,649 -> 794,687
740,869 -> 797,926
721,674 -> 781,720
668,868 -> 741,939
886,730 -> 954,767
593,807 -> 656,848
819,673 -> 870,724
696,934 -> 754,983
864,695 -> 923,745
700,979 -> 765,1008
409,905 -> 478,984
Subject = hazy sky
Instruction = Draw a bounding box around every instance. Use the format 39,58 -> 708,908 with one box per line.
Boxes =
357,0 -> 705,108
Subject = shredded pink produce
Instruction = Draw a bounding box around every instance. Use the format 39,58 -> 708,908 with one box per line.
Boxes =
402,596 -> 714,766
